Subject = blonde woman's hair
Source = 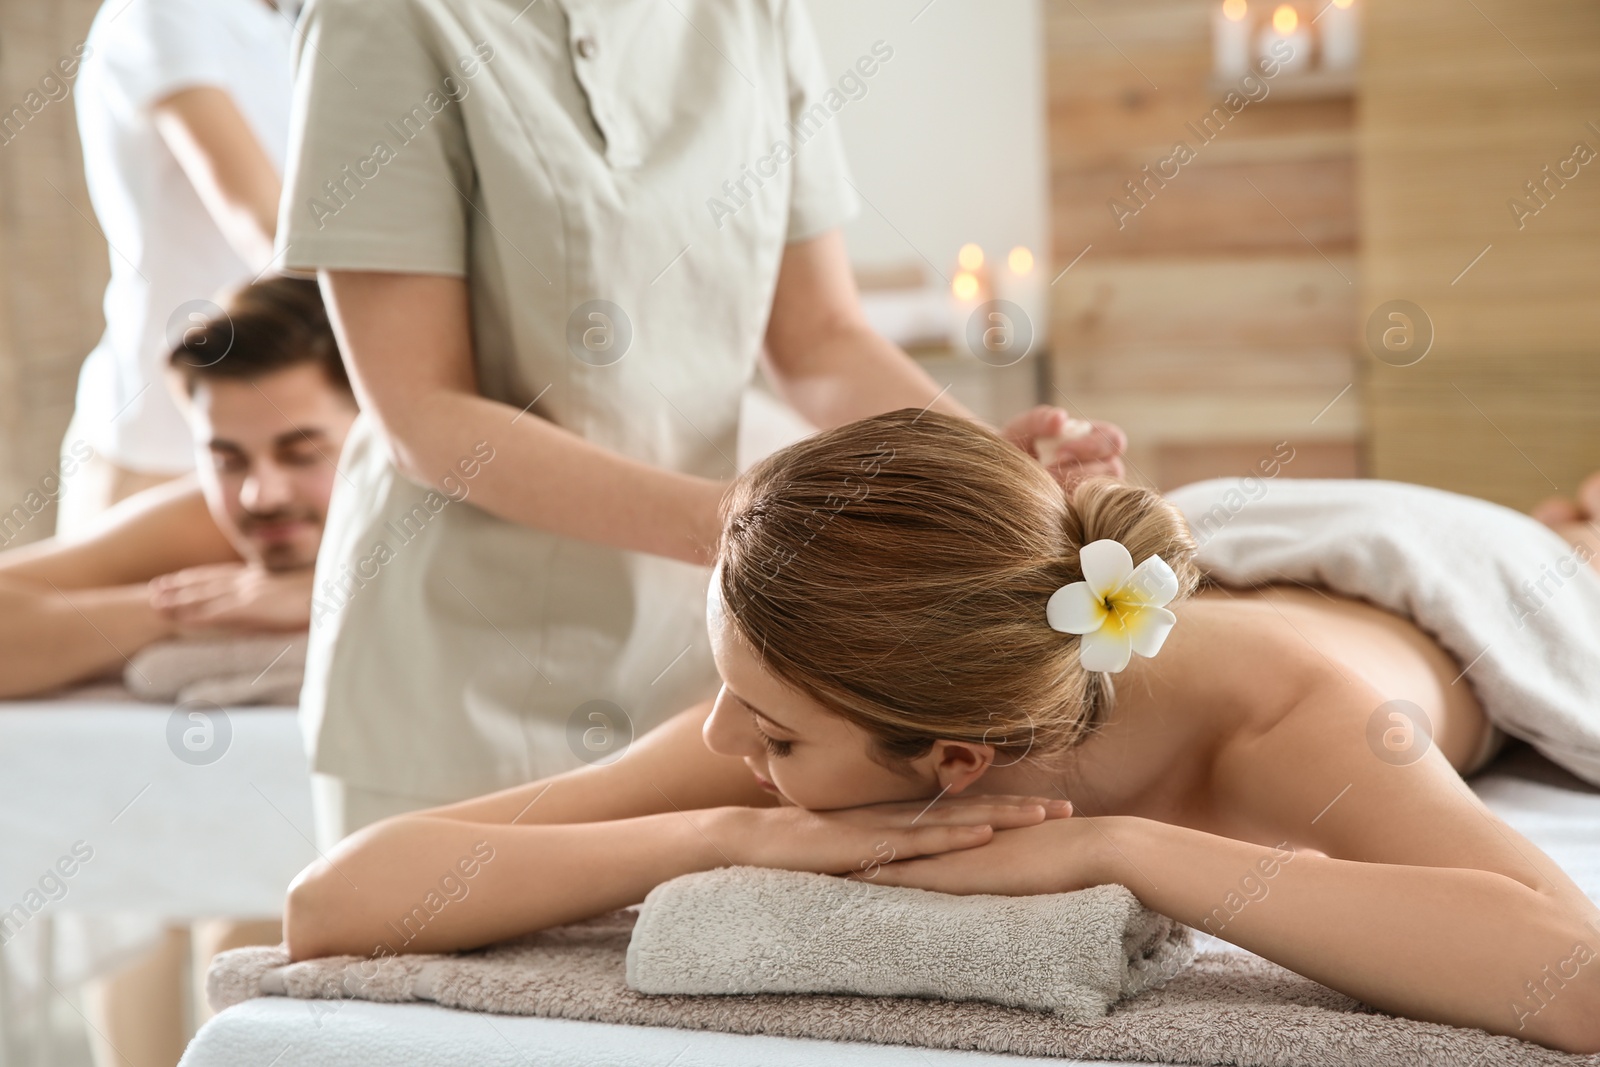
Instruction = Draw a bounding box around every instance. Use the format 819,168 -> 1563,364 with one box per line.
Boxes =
714,408 -> 1200,772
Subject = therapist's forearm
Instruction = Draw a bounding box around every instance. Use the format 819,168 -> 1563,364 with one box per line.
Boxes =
0,579 -> 175,698
383,390 -> 727,567
321,271 -> 729,566
764,322 -> 974,431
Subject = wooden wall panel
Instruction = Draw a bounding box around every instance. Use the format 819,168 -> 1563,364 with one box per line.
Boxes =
1053,156 -> 1356,257
1361,0 -> 1600,510
1043,0 -> 1361,490
1053,255 -> 1356,392
0,0 -> 107,544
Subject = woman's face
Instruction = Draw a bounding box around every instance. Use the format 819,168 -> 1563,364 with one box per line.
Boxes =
702,563 -> 972,811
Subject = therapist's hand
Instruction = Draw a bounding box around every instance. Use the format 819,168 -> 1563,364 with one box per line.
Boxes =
149,563 -> 313,633
1001,405 -> 1127,488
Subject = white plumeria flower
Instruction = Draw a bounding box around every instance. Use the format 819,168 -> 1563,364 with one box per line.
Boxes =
1045,539 -> 1179,673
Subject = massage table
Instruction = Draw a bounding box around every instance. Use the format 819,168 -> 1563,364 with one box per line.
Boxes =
178,743 -> 1600,1067
0,695 -> 314,1066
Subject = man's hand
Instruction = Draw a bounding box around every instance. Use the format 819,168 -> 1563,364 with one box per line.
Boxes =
148,563 -> 314,633
1001,405 -> 1127,488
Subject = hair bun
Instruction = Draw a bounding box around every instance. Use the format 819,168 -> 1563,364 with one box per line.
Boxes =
1059,477 -> 1200,595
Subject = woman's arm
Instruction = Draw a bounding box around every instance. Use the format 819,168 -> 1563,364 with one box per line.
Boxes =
1182,675 -> 1600,1051
285,700 -> 1071,959
318,271 -> 728,566
866,672 -> 1600,1053
152,85 -> 282,273
1095,817 -> 1600,1052
286,805 -> 739,959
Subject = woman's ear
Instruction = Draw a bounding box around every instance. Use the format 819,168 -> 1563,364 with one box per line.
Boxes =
925,739 -> 996,795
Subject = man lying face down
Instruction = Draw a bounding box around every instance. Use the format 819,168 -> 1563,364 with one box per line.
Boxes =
0,276 -> 357,699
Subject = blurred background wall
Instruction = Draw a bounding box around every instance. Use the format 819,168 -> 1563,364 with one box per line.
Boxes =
1361,0 -> 1600,512
0,0 -> 107,546
1042,0 -> 1361,490
1,0 -> 1596,546
807,0 -> 1051,274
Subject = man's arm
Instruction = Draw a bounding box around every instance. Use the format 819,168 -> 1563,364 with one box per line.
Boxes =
0,478 -> 238,698
152,85 -> 282,273
0,579 -> 176,698
0,476 -> 236,588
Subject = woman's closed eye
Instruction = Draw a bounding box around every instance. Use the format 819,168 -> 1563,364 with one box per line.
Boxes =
748,710 -> 793,757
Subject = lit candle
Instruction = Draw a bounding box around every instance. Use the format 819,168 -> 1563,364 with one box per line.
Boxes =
1212,0 -> 1251,80
948,245 -> 986,354
1258,3 -> 1311,74
1319,0 -> 1359,71
993,245 -> 1044,355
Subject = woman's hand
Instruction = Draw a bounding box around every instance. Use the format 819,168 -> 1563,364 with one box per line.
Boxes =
847,817 -> 1112,896
722,793 -> 1073,879
1001,405 -> 1127,487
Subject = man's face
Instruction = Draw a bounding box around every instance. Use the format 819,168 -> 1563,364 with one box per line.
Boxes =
181,364 -> 358,570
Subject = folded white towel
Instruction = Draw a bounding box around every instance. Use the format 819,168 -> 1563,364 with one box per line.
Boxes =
624,865 -> 1193,1020
123,633 -> 307,707
1166,477 -> 1600,785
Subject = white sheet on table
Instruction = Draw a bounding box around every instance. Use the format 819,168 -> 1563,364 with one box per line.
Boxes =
179,744 -> 1600,1067
180,1001 -> 1130,1067
0,700 -> 313,983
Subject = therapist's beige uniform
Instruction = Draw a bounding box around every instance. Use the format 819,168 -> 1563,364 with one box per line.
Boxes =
279,0 -> 858,846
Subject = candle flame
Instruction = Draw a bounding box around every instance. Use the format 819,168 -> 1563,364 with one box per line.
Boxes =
958,243 -> 984,271
1223,0 -> 1247,21
1272,3 -> 1297,33
1008,246 -> 1034,275
952,271 -> 979,301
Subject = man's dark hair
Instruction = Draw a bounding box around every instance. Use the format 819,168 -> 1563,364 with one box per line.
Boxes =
168,275 -> 352,398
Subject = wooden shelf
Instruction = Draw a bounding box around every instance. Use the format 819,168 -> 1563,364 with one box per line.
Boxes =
1209,67 -> 1356,101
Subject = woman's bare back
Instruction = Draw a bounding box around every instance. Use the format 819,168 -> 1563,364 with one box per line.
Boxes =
1053,581 -> 1496,838
1195,582 -> 1495,773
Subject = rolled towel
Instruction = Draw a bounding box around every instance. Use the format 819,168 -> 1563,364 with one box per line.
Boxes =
123,632 -> 308,706
624,866 -> 1193,1020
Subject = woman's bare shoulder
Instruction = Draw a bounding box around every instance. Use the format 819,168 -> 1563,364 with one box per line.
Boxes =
418,700 -> 779,826
1151,593 -> 1336,739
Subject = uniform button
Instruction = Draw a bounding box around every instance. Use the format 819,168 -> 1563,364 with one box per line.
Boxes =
574,34 -> 597,59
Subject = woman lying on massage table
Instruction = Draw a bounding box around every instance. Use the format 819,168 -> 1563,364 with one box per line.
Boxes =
285,410 -> 1600,1054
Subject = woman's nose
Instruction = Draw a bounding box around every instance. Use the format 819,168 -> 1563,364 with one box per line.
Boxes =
702,689 -> 758,758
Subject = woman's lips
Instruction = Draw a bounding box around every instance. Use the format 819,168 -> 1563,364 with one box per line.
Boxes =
752,770 -> 777,792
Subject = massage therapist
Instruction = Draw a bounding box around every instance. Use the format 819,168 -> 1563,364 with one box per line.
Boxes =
277,0 -> 1126,848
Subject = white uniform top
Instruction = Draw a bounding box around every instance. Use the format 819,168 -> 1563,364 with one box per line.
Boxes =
74,0 -> 294,473
280,0 -> 858,800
